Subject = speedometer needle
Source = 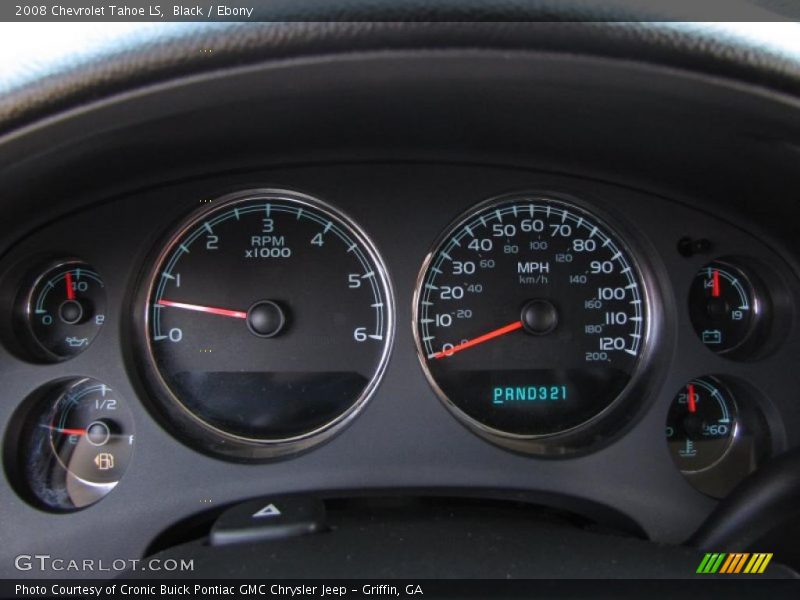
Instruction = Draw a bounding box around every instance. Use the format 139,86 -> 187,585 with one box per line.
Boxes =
433,321 -> 523,359
157,299 -> 247,319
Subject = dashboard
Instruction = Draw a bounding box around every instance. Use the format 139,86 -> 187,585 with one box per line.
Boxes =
2,18 -> 800,580
2,163 -> 799,561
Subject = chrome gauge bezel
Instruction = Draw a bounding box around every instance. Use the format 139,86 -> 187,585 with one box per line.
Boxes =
132,188 -> 395,461
16,258 -> 106,362
667,376 -> 740,475
412,191 -> 663,456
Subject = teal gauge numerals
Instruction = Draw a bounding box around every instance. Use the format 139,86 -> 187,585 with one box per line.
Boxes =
18,260 -> 106,361
666,377 -> 737,473
688,260 -> 768,358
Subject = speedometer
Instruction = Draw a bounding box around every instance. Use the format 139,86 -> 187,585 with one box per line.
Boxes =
413,193 -> 652,451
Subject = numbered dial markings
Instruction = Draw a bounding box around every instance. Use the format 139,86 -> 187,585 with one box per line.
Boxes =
21,378 -> 134,511
415,196 -> 648,438
21,261 -> 106,360
666,377 -> 737,472
145,191 -> 393,450
688,261 -> 765,356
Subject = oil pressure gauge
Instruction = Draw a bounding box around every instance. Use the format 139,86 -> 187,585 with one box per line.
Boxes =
16,260 -> 106,361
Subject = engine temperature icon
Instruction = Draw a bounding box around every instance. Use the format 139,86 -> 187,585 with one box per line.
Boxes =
18,260 -> 106,360
666,377 -> 737,473
688,260 -> 766,357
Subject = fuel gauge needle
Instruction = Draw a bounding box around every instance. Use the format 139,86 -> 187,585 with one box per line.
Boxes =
46,425 -> 86,436
157,299 -> 247,319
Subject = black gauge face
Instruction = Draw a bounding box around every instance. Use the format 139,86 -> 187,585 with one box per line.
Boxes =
666,377 -> 736,472
414,195 -> 649,440
142,190 -> 393,457
20,261 -> 106,360
21,378 -> 134,511
688,261 -> 764,356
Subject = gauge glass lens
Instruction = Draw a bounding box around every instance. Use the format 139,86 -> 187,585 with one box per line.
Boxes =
666,377 -> 737,472
688,261 -> 761,355
144,191 -> 392,448
414,195 -> 648,438
21,261 -> 106,360
22,378 -> 134,511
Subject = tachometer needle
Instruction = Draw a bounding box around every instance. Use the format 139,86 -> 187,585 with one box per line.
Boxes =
157,299 -> 247,319
433,321 -> 523,359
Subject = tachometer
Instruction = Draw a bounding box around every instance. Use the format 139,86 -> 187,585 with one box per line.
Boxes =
413,194 -> 651,450
137,189 -> 393,459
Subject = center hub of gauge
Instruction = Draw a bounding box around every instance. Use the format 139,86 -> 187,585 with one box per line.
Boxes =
521,299 -> 558,336
246,300 -> 286,338
705,297 -> 729,320
86,420 -> 111,446
58,299 -> 84,325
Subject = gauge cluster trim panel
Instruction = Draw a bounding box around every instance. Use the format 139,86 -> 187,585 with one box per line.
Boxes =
1,163 -> 799,576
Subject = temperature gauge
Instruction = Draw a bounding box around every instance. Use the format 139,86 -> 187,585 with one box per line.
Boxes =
16,378 -> 134,511
688,260 -> 766,356
666,377 -> 737,472
17,260 -> 106,360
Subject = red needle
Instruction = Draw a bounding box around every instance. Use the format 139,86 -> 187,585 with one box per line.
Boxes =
712,269 -> 720,297
433,321 -> 523,359
65,271 -> 75,300
48,426 -> 86,436
687,384 -> 697,413
158,299 -> 247,319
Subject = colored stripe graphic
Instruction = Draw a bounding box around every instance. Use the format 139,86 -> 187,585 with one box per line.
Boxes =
697,552 -> 773,574
720,553 -> 749,574
744,553 -> 773,574
697,553 -> 726,574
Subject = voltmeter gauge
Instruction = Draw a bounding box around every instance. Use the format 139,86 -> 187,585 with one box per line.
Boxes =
17,260 -> 106,360
666,377 -> 737,472
688,261 -> 767,356
17,378 -> 134,511
137,189 -> 394,459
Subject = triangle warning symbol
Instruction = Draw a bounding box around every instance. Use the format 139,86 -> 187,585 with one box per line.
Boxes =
252,503 -> 282,518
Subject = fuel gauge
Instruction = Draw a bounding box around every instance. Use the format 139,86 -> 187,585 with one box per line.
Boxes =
17,260 -> 106,360
688,260 -> 767,357
15,378 -> 134,511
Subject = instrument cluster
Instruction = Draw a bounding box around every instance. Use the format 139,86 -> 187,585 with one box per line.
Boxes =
0,165 -> 795,520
